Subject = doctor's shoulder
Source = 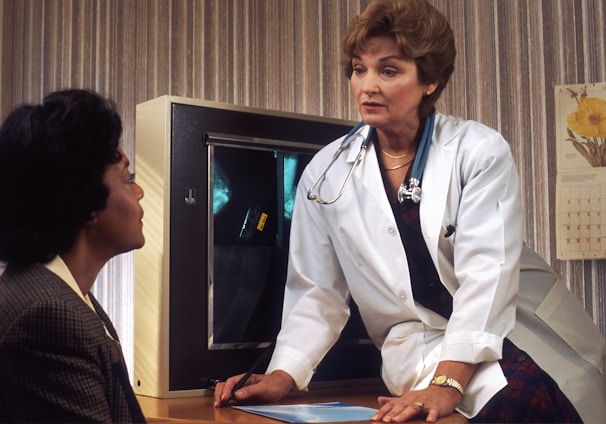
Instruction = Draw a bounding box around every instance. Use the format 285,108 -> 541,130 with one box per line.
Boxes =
435,113 -> 513,157
304,131 -> 353,171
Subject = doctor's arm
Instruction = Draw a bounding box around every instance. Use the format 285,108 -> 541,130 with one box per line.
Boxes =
443,133 -> 523,362
375,361 -> 478,423
373,134 -> 523,423
216,169 -> 351,406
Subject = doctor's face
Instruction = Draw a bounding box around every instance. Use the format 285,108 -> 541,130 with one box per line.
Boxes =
350,36 -> 437,133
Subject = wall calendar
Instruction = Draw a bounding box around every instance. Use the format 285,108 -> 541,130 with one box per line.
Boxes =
555,82 -> 606,259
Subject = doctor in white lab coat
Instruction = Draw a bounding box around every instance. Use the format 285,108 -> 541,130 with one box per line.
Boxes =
215,1 -> 604,422
271,115 -> 524,418
263,114 -> 605,422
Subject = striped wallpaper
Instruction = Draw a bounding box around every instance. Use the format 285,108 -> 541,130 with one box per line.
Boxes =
1,0 -> 605,369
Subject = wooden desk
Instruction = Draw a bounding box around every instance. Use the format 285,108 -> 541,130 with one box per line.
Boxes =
138,385 -> 468,423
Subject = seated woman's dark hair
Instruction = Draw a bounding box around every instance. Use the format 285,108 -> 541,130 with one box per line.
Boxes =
0,89 -> 122,266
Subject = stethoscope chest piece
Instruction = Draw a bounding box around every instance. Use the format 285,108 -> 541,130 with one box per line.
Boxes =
397,178 -> 421,203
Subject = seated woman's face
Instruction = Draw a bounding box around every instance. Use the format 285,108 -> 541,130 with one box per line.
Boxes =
90,147 -> 145,258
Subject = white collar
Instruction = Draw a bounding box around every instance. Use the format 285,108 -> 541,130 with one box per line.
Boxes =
44,256 -> 96,314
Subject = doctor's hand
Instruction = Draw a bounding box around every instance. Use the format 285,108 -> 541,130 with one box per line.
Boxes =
214,370 -> 295,407
371,386 -> 461,423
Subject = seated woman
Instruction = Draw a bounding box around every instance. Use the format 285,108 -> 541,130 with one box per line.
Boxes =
0,89 -> 146,423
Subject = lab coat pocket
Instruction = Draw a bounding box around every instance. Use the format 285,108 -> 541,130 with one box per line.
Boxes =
535,281 -> 605,374
380,323 -> 426,396
437,224 -> 456,271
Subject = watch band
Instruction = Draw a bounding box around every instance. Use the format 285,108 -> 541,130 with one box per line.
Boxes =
430,374 -> 464,396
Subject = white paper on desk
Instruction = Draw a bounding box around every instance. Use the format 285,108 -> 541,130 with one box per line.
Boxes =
233,401 -> 378,423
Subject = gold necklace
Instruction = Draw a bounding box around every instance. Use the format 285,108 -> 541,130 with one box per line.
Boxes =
384,157 -> 414,171
382,150 -> 410,159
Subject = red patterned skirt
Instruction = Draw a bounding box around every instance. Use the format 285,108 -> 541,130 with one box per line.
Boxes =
470,339 -> 582,423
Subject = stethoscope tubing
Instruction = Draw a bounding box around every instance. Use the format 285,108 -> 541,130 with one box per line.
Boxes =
307,115 -> 434,205
306,121 -> 367,205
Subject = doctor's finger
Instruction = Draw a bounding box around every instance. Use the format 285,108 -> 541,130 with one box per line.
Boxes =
213,373 -> 246,406
234,372 -> 294,404
213,381 -> 227,405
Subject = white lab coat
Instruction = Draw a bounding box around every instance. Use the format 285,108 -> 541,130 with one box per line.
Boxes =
267,113 -> 605,421
511,247 -> 605,424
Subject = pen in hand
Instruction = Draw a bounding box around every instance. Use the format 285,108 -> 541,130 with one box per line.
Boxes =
219,345 -> 273,407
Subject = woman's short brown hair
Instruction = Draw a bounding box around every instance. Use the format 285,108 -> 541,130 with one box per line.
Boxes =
342,0 -> 456,118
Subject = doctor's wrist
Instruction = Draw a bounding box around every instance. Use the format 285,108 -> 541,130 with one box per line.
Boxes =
429,374 -> 464,396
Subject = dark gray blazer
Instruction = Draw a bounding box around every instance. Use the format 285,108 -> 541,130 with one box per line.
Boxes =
0,263 -> 145,423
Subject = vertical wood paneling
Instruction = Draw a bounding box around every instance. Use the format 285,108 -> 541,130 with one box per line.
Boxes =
433,0 -> 464,118
2,1 -> 605,356
496,0 -> 532,239
526,3 -> 550,258
293,1 -> 318,115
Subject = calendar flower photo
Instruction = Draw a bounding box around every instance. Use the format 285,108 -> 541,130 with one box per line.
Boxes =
565,87 -> 606,167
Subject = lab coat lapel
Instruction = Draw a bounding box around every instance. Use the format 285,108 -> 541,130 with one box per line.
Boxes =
346,125 -> 395,217
345,121 -> 459,242
419,123 -> 457,268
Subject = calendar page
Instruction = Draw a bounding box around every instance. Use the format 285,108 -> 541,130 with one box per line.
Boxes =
555,83 -> 606,259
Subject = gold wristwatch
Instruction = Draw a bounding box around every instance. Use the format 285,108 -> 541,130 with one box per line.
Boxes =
430,375 -> 464,396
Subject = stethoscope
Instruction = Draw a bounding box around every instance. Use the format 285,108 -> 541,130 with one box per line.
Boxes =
307,114 -> 435,205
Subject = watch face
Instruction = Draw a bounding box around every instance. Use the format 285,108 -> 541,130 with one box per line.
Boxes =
435,375 -> 447,385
